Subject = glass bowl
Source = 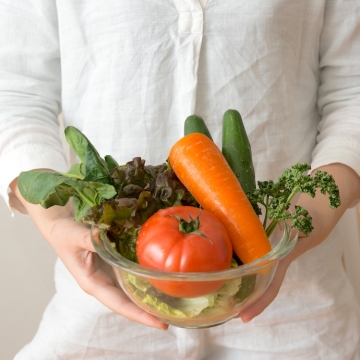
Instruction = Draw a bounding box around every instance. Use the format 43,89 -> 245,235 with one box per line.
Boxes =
91,222 -> 298,329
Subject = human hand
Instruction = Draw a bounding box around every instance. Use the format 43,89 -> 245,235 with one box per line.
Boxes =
238,163 -> 360,323
10,178 -> 169,331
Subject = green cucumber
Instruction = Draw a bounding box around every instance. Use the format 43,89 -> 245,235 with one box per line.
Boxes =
222,109 -> 257,297
235,274 -> 256,303
222,109 -> 256,194
184,115 -> 213,140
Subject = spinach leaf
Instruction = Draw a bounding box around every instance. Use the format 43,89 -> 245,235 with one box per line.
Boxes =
63,163 -> 85,180
65,126 -> 110,184
18,169 -> 117,220
104,155 -> 119,173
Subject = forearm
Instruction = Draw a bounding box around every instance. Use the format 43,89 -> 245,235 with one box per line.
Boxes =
315,163 -> 360,208
293,162 -> 360,254
308,162 -> 360,222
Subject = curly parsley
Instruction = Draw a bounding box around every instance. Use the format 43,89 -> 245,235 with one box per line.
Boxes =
247,163 -> 341,237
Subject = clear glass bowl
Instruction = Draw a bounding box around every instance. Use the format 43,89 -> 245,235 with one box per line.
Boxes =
91,222 -> 298,329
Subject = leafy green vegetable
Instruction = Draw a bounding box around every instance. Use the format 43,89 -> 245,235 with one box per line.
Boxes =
144,293 -> 215,318
18,126 -> 198,261
18,170 -> 117,221
65,126 -> 111,184
104,155 -> 119,173
18,126 -> 118,221
85,158 -> 198,262
248,163 -> 341,237
124,273 -> 243,319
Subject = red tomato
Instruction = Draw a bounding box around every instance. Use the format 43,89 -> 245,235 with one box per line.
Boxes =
136,206 -> 233,298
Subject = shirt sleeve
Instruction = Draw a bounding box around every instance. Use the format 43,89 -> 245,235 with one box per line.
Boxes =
0,0 -> 68,213
312,0 -> 360,178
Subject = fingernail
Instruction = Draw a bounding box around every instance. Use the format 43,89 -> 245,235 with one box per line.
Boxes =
241,316 -> 252,323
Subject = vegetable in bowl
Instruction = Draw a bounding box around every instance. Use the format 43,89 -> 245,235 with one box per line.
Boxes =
92,220 -> 296,328
136,206 -> 233,298
17,109 -> 341,328
169,132 -> 271,265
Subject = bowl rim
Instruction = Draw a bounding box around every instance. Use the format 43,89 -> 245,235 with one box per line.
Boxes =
91,221 -> 298,282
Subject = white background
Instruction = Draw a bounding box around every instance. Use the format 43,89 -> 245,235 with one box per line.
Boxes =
0,117 -> 67,360
0,198 -> 57,360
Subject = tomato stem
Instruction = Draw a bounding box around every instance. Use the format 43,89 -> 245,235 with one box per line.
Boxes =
172,212 -> 213,244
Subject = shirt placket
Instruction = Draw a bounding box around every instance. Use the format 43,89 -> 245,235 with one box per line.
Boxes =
173,0 -> 207,123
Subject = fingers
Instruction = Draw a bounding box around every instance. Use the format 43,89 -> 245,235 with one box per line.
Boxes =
67,247 -> 169,330
86,276 -> 169,330
239,258 -> 290,323
77,223 -> 97,253
47,217 -> 96,253
237,227 -> 319,323
44,216 -> 169,329
98,286 -> 169,330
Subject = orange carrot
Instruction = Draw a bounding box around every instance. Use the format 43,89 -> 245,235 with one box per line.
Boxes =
169,133 -> 271,264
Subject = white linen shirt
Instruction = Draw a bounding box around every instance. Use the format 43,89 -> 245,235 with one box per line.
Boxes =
1,0 -> 360,359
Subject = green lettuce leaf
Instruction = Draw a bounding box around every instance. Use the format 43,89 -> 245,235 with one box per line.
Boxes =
124,272 -> 245,319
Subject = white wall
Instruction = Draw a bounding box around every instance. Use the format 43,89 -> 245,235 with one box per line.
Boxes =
0,191 -> 57,359
0,116 -> 64,359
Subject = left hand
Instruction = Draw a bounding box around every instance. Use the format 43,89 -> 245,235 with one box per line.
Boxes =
239,163 -> 360,323
10,177 -> 169,331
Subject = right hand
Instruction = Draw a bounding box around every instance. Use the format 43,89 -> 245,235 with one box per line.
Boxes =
10,178 -> 169,330
239,163 -> 360,323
